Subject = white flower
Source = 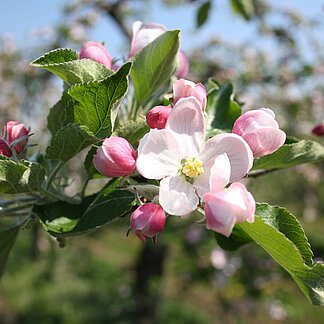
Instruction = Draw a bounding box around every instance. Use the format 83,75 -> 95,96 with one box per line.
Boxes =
136,97 -> 253,216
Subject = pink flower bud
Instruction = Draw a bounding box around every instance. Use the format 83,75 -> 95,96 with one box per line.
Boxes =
130,203 -> 166,241
173,79 -> 207,111
79,41 -> 112,69
312,124 -> 324,136
204,182 -> 255,237
146,105 -> 172,129
2,121 -> 29,154
93,136 -> 137,177
176,50 -> 189,79
232,108 -> 286,158
0,139 -> 11,157
129,20 -> 166,57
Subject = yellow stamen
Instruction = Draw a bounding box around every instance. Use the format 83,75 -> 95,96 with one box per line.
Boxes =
181,158 -> 204,178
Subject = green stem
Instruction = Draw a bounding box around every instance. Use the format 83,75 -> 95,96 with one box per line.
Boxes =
45,161 -> 64,191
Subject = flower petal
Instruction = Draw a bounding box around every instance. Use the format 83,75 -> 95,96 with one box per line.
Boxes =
137,129 -> 185,179
194,153 -> 230,198
243,128 -> 286,157
165,97 -> 205,154
204,192 -> 237,237
200,133 -> 253,182
159,176 -> 199,216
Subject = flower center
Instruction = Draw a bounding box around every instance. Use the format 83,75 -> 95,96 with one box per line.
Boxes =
181,158 -> 204,178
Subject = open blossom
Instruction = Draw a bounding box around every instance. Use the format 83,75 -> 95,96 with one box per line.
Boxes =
204,182 -> 255,237
0,139 -> 11,157
130,203 -> 166,241
79,41 -> 112,69
2,121 -> 29,154
173,79 -> 207,111
93,136 -> 136,177
232,108 -> 286,157
129,21 -> 166,57
176,50 -> 189,79
136,97 -> 253,216
146,105 -> 172,129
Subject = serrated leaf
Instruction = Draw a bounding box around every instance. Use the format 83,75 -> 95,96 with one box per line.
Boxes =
113,119 -> 149,145
237,203 -> 323,305
210,83 -> 242,129
45,123 -> 98,161
68,62 -> 132,138
196,1 -> 211,28
35,179 -> 135,237
47,90 -> 74,136
0,158 -> 45,194
31,48 -> 113,85
131,30 -> 180,104
252,139 -> 324,170
0,224 -> 20,278
215,225 -> 252,251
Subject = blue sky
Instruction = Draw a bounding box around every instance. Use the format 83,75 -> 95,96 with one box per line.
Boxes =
0,0 -> 323,59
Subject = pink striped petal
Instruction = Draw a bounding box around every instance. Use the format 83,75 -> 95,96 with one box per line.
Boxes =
165,97 -> 205,154
159,176 -> 199,216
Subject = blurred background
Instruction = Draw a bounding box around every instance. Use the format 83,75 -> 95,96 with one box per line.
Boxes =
0,0 -> 323,323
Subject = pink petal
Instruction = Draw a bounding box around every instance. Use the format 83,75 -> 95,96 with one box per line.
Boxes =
232,108 -> 279,136
165,97 -> 205,154
136,129 -> 185,179
193,153 -> 230,198
204,192 -> 237,237
159,176 -> 199,216
201,133 -> 253,182
243,128 -> 286,158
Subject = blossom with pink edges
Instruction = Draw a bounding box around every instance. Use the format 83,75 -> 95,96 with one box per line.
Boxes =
2,121 -> 29,154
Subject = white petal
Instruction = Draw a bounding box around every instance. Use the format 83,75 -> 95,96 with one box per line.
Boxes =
136,129 -> 184,179
159,176 -> 199,216
165,97 -> 205,154
201,133 -> 253,182
194,153 -> 230,198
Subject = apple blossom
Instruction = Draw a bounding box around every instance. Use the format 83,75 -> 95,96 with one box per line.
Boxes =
79,41 -> 112,69
136,97 -> 253,216
130,203 -> 166,241
232,108 -> 286,157
2,121 -> 29,154
0,139 -> 11,157
93,136 -> 136,177
129,20 -> 166,57
173,79 -> 207,111
204,182 -> 255,237
176,50 -> 189,79
146,105 -> 172,129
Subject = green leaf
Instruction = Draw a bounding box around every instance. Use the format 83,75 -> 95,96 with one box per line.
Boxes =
196,1 -> 211,28
68,62 -> 132,138
45,123 -> 98,162
210,83 -> 241,130
238,203 -> 323,305
252,139 -> 324,170
31,48 -> 113,85
215,225 -> 252,251
0,224 -> 20,278
131,30 -> 180,104
84,145 -> 104,179
35,179 -> 135,237
113,118 -> 150,145
230,0 -> 254,21
47,90 -> 74,136
0,158 -> 45,194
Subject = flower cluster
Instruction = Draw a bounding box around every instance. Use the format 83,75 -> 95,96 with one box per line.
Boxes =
93,76 -> 286,241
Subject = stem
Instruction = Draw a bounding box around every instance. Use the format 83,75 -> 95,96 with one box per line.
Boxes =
45,161 -> 64,191
81,177 -> 90,198
248,168 -> 277,178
